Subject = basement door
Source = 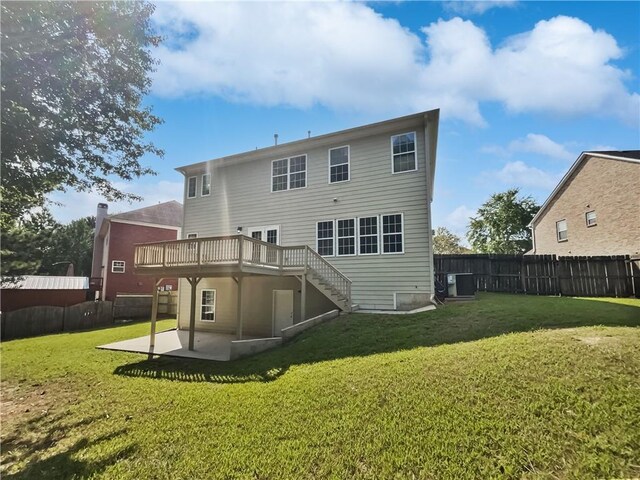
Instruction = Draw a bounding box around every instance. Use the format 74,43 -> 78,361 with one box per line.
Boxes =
272,290 -> 294,336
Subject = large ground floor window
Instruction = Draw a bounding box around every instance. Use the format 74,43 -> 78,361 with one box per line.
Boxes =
200,289 -> 216,322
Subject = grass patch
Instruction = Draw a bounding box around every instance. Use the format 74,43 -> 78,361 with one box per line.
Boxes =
2,293 -> 639,479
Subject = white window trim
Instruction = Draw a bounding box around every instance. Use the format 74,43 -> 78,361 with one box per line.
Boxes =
186,232 -> 198,239
328,145 -> 350,184
111,260 -> 125,273
187,176 -> 197,199
271,155 -> 308,193
556,219 -> 568,242
247,225 -> 281,245
390,131 -> 418,174
201,174 -> 211,197
381,212 -> 405,254
336,218 -> 357,257
585,211 -> 597,227
357,216 -> 380,256
316,220 -> 335,257
200,288 -> 216,322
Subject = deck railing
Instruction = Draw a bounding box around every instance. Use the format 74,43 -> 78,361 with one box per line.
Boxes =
134,235 -> 351,308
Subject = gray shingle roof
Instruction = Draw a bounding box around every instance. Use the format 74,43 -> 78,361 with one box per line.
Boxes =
110,201 -> 183,227
586,150 -> 640,160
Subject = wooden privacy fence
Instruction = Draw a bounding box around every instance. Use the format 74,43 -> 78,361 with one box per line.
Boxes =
1,301 -> 114,341
435,254 -> 640,298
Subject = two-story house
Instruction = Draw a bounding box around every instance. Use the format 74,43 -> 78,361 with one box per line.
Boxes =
133,110 -> 439,352
529,150 -> 640,256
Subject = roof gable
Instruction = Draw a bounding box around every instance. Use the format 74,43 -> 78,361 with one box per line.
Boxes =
530,150 -> 640,226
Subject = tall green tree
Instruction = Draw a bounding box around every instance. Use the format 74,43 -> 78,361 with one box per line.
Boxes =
467,189 -> 540,254
1,1 -> 163,276
433,227 -> 471,254
40,216 -> 96,276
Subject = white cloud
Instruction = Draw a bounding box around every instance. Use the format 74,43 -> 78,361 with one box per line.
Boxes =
151,4 -> 639,127
444,1 -> 518,15
491,161 -> 561,189
47,180 -> 183,224
509,134 -> 575,161
446,205 -> 476,229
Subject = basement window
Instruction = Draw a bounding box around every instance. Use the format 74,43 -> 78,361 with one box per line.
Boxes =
201,289 -> 216,322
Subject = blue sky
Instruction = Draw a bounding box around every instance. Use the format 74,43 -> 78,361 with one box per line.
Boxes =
50,1 -> 640,241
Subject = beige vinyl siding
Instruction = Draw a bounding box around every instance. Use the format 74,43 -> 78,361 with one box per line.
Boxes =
181,122 -> 433,310
177,277 -> 335,336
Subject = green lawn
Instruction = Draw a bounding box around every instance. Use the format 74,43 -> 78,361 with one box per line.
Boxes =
2,293 -> 639,479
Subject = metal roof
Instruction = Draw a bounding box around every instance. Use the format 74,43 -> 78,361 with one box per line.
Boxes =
2,276 -> 89,290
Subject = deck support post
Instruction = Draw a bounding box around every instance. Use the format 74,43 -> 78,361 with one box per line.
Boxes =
236,275 -> 244,340
149,278 -> 164,355
188,277 -> 201,351
301,273 -> 307,321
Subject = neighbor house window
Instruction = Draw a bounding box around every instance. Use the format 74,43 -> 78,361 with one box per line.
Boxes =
337,219 -> 356,256
112,260 -> 125,273
316,221 -> 334,256
585,211 -> 597,227
187,176 -> 197,198
200,289 -> 216,322
382,214 -> 404,253
359,216 -> 379,255
201,174 -> 211,196
329,146 -> 350,183
272,155 -> 307,192
391,132 -> 416,173
556,220 -> 568,242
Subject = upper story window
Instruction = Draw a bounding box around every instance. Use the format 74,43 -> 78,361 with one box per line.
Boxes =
391,132 -> 417,174
382,214 -> 404,253
111,260 -> 125,273
329,146 -> 350,183
556,219 -> 568,242
272,155 -> 307,192
585,211 -> 597,227
187,176 -> 197,199
201,174 -> 211,196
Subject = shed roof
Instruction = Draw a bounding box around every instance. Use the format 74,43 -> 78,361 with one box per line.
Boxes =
2,276 -> 89,290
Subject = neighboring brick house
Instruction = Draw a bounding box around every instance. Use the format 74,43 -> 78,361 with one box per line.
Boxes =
91,201 -> 183,300
529,150 -> 640,256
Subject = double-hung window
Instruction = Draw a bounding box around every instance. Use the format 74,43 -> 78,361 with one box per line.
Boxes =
585,211 -> 597,227
317,221 -> 334,256
200,289 -> 216,322
336,219 -> 356,256
201,174 -> 211,196
391,132 -> 417,173
329,146 -> 350,183
382,214 -> 404,253
187,176 -> 197,198
359,216 -> 379,254
272,155 -> 307,191
556,220 -> 568,242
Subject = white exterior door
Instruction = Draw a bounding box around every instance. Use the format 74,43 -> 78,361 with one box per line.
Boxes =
273,290 -> 294,336
247,225 -> 279,244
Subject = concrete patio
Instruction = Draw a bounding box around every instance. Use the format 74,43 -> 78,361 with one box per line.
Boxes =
98,329 -> 260,361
